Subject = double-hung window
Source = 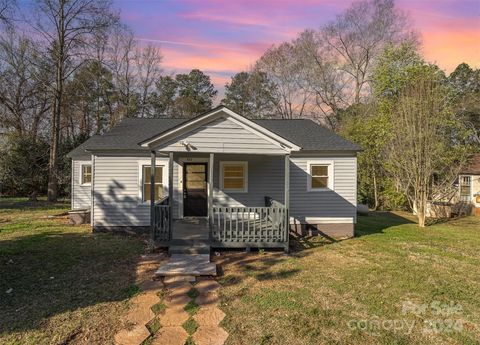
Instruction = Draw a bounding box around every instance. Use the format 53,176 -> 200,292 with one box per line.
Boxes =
142,166 -> 164,202
307,161 -> 334,191
459,176 -> 471,202
220,161 -> 248,192
80,164 -> 92,186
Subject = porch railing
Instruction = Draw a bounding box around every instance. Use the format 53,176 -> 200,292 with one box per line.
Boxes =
153,196 -> 171,241
211,197 -> 288,244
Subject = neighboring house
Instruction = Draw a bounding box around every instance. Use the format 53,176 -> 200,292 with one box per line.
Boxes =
458,153 -> 480,216
68,106 -> 361,252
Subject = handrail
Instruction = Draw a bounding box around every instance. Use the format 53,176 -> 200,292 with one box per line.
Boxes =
155,196 -> 169,205
153,196 -> 171,241
212,202 -> 289,244
265,195 -> 284,208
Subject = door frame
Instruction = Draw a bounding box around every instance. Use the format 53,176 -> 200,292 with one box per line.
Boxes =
178,157 -> 210,219
183,162 -> 208,217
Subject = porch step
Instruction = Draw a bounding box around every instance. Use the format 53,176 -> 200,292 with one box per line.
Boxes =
155,254 -> 217,277
169,244 -> 210,255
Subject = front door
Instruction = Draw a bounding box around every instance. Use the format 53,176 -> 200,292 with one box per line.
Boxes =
183,163 -> 208,217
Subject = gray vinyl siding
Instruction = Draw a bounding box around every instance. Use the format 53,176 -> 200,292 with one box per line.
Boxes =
86,152 -> 357,227
171,153 -> 357,223
158,118 -> 286,154
72,158 -> 92,210
171,154 -> 285,218
92,154 -> 168,226
213,154 -> 285,207
289,155 -> 357,222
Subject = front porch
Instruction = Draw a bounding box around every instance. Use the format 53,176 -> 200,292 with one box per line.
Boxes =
149,152 -> 291,253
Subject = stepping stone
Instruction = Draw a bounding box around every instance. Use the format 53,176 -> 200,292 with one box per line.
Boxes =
163,294 -> 191,309
138,279 -> 164,293
164,275 -> 196,283
194,307 -> 226,326
156,254 -> 217,276
196,292 -> 220,307
122,303 -> 155,327
152,326 -> 189,345
195,279 -> 221,295
114,325 -> 150,345
159,306 -> 190,326
192,326 -> 229,345
165,281 -> 193,297
132,292 -> 160,309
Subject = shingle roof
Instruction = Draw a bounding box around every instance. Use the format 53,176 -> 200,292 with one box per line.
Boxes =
68,116 -> 361,157
460,154 -> 480,175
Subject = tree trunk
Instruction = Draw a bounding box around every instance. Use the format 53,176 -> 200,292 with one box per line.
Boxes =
373,169 -> 379,210
47,0 -> 65,202
47,95 -> 60,202
416,191 -> 427,228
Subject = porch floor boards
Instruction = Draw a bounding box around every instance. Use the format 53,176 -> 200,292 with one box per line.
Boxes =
172,218 -> 209,240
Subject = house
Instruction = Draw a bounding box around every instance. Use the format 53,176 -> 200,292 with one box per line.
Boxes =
68,106 -> 361,252
458,153 -> 480,216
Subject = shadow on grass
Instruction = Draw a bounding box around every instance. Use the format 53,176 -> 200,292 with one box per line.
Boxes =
0,198 -> 69,210
354,211 -> 415,237
214,250 -> 304,288
0,230 -> 144,335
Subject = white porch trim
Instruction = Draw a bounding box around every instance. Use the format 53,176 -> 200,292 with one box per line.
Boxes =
304,217 -> 354,224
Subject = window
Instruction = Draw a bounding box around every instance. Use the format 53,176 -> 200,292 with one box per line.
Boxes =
220,161 -> 248,192
142,166 -> 163,202
307,161 -> 334,191
81,164 -> 92,185
459,176 -> 471,201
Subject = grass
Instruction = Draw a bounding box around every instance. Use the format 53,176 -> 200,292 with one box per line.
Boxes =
151,301 -> 166,315
0,197 -> 145,344
1,198 -> 479,344
182,317 -> 199,335
184,300 -> 200,317
218,212 -> 480,345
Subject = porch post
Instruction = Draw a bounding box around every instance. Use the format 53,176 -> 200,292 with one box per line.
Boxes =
284,154 -> 290,253
168,152 -> 174,239
150,150 -> 156,241
208,153 -> 214,230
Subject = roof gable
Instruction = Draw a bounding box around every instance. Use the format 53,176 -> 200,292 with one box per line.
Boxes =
139,106 -> 302,153
153,116 -> 291,154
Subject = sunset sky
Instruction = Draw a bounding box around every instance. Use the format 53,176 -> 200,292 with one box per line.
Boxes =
116,0 -> 480,92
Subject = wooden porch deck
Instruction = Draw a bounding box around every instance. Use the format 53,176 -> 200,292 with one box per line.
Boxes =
154,209 -> 290,252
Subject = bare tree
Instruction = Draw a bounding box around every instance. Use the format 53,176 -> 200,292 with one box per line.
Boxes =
0,0 -> 16,27
255,41 -> 313,119
135,44 -> 162,118
321,0 -> 417,104
388,67 -> 466,227
0,31 -> 50,139
108,24 -> 137,122
31,0 -> 118,201
296,30 -> 350,129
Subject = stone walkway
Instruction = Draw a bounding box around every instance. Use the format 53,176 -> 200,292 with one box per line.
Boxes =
154,278 -> 228,345
115,253 -> 228,345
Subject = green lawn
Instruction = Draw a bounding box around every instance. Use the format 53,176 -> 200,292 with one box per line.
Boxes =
0,198 -> 145,344
1,199 -> 479,344
218,212 -> 480,345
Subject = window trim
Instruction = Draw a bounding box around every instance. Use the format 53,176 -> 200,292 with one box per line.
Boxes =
459,175 -> 472,201
307,160 -> 334,192
79,163 -> 92,186
220,161 -> 248,193
137,159 -> 169,205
